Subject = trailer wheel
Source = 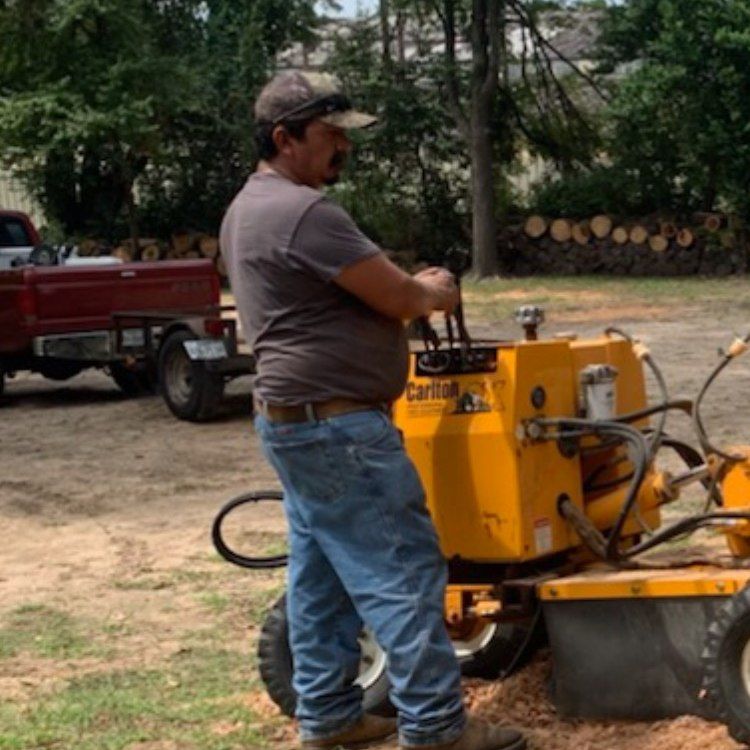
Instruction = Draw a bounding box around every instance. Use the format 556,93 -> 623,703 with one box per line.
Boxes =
110,362 -> 155,396
158,330 -> 224,421
702,586 -> 750,743
257,596 -> 393,718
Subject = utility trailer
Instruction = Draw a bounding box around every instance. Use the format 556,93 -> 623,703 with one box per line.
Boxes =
112,306 -> 255,422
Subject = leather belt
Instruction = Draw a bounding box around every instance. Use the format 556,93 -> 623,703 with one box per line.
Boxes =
255,397 -> 389,424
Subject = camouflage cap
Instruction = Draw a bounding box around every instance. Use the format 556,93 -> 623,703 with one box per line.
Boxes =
254,70 -> 377,130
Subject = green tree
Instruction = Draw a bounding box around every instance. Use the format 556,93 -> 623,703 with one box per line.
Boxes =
0,0 -> 316,243
600,0 -> 750,216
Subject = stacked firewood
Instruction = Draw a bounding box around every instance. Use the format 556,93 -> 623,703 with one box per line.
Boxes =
78,232 -> 227,281
500,213 -> 747,276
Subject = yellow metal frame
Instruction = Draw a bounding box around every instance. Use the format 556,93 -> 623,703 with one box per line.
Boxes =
539,567 -> 750,601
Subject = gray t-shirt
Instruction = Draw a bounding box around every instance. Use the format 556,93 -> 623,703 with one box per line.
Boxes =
220,171 -> 409,405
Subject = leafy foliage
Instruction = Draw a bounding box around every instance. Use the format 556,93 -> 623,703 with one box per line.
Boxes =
0,0 -> 315,241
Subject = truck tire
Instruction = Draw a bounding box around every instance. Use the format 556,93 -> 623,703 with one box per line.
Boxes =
158,330 -> 224,422
110,362 -> 156,397
258,596 -> 393,718
701,586 -> 750,744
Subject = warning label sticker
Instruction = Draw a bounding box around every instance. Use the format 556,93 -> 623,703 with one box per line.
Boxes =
533,518 -> 553,554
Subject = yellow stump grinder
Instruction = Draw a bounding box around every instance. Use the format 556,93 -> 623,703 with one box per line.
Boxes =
213,271 -> 750,745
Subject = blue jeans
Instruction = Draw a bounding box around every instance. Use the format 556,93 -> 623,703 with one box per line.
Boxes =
254,409 -> 465,747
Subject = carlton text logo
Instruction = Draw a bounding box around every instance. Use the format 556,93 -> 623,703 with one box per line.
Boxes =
406,380 -> 460,401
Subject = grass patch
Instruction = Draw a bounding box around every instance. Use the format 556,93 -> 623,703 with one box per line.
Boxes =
0,645 -> 281,750
0,605 -> 107,660
462,276 -> 750,320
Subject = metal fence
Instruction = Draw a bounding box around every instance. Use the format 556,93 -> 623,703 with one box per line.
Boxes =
0,171 -> 45,226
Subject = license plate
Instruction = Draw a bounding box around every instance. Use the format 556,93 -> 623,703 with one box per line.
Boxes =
184,339 -> 227,360
121,328 -> 145,348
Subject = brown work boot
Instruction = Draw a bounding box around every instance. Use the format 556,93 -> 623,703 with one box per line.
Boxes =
301,713 -> 398,749
400,716 -> 525,750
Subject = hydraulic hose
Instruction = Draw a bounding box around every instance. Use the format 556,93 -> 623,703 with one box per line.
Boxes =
211,490 -> 288,569
534,417 -> 649,562
693,333 -> 750,462
605,326 -> 671,460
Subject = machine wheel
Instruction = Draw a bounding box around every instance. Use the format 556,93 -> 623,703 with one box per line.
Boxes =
109,362 -> 155,396
454,616 -> 543,679
158,330 -> 224,422
257,596 -> 393,718
702,586 -> 750,743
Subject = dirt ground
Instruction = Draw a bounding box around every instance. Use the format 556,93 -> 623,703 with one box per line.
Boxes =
3,288 -> 750,749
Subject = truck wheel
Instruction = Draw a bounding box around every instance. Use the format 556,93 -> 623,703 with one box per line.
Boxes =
702,586 -> 750,743
110,362 -> 155,397
158,330 -> 224,422
258,596 -> 393,718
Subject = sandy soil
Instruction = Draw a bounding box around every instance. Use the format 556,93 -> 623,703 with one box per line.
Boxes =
3,296 -> 750,748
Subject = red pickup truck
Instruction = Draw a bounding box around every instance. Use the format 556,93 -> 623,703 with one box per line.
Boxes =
0,258 -> 255,420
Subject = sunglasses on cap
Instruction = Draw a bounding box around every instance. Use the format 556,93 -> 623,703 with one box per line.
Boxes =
272,94 -> 352,125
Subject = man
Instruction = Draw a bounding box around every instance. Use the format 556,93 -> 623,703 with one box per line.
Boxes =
220,70 -> 525,750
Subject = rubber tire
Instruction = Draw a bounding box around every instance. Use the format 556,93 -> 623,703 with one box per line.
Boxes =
701,586 -> 750,743
158,330 -> 224,422
110,362 -> 155,397
458,618 -> 544,679
257,596 -> 393,718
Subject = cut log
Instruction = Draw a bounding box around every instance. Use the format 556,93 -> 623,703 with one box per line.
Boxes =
703,213 -> 724,232
171,231 -> 195,257
629,225 -> 648,245
524,215 -> 548,239
649,235 -> 669,253
140,243 -> 162,262
611,226 -> 629,245
659,221 -> 677,238
676,228 -> 695,248
111,245 -> 133,262
198,235 -> 220,259
571,221 -> 591,246
550,218 -> 573,243
590,215 -> 613,239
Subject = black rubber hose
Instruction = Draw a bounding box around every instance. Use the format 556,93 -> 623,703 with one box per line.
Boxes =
693,337 -> 750,462
604,326 -> 671,459
535,417 -> 649,561
212,490 -> 287,569
621,511 -> 750,558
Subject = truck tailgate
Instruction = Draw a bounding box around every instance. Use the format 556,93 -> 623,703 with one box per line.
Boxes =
1,260 -> 220,349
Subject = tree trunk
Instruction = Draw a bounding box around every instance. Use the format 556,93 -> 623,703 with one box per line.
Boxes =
468,0 -> 500,277
379,0 -> 392,68
124,180 -> 139,257
470,98 -> 497,277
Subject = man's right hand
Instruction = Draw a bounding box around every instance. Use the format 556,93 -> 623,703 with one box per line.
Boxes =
413,267 -> 460,314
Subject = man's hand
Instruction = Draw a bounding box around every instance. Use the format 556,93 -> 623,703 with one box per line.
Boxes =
413,267 -> 459,314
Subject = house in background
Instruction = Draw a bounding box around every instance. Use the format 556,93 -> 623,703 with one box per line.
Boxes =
0,171 -> 45,226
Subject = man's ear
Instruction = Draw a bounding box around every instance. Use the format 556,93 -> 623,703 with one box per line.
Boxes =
272,125 -> 292,155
